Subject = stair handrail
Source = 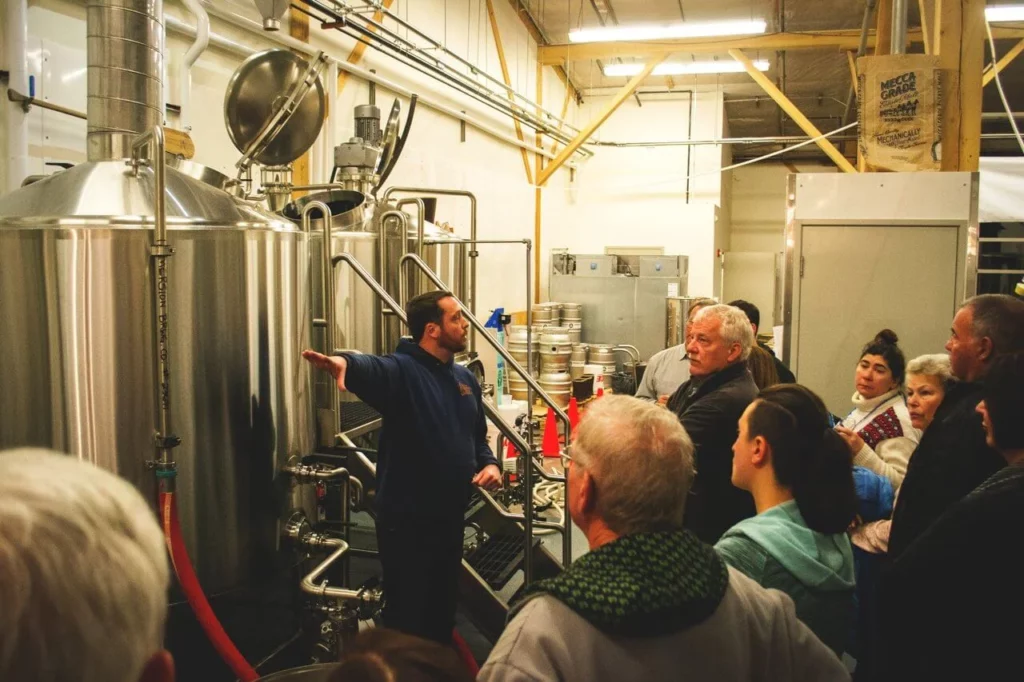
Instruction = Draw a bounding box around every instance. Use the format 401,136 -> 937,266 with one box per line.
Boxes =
398,253 -> 572,442
330,252 -> 572,581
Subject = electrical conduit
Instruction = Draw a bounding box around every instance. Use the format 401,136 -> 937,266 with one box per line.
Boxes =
160,492 -> 260,682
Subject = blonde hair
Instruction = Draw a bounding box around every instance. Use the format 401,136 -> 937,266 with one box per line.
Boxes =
574,396 -> 696,534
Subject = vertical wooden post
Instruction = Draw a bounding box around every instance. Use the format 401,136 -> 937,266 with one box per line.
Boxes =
919,0 -> 933,54
485,0 -> 534,185
939,0 -> 984,171
876,0 -> 894,56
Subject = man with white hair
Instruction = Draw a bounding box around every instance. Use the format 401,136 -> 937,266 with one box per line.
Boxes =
635,297 -> 716,403
0,448 -> 174,682
667,304 -> 758,543
479,397 -> 848,682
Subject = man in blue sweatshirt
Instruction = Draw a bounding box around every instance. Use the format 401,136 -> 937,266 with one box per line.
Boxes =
302,290 -> 501,644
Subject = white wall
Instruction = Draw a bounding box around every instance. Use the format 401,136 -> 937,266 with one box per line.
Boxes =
729,161 -> 836,252
546,89 -> 727,297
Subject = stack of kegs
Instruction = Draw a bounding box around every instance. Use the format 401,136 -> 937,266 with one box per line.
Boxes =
560,303 -> 583,344
570,343 -> 589,379
507,303 -> 588,407
532,302 -> 584,343
531,302 -> 559,326
538,327 -> 572,408
507,325 -> 540,402
585,344 -> 618,393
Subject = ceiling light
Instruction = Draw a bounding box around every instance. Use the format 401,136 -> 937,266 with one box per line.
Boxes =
603,60 -> 770,77
986,5 -> 1024,21
568,20 -> 768,44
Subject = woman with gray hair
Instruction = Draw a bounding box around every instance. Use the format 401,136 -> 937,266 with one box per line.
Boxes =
0,449 -> 173,682
479,396 -> 848,682
851,354 -> 957,556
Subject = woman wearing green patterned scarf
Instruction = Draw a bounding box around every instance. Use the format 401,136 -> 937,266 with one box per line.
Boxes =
716,384 -> 858,657
479,396 -> 849,682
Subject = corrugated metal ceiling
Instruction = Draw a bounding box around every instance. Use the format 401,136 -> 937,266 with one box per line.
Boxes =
517,0 -> 1024,154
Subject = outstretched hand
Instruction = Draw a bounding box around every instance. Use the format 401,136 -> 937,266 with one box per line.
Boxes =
302,350 -> 348,392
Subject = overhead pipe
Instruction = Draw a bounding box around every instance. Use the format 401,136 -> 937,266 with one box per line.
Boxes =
891,0 -> 909,55
328,0 -> 582,137
178,0 -> 210,131
295,0 -> 587,152
5,0 -> 30,193
163,14 -> 574,164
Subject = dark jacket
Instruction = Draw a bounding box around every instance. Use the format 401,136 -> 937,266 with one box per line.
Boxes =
667,361 -> 758,543
760,341 -> 796,383
886,381 -> 1004,557
878,465 -> 1024,681
342,339 -> 497,524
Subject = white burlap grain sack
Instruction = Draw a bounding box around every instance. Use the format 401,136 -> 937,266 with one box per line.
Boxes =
858,54 -> 942,171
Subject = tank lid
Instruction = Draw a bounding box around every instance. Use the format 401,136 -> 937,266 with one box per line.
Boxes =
0,161 -> 294,229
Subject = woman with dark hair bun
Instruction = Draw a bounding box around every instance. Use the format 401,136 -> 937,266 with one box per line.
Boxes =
716,384 -> 857,656
836,329 -> 919,489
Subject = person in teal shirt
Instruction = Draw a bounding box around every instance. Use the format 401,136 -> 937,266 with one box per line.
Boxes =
716,384 -> 858,656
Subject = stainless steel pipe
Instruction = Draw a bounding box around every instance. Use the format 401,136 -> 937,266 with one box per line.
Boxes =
132,126 -> 177,491
891,0 -> 909,55
381,187 -> 478,351
300,534 -> 362,601
303,201 -> 339,445
87,0 -> 164,160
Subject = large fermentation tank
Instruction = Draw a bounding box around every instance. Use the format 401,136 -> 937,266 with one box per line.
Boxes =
0,0 -> 314,594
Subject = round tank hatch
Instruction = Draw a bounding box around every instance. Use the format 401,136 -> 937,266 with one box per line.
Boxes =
224,49 -> 327,167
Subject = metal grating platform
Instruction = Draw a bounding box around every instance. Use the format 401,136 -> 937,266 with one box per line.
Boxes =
466,534 -> 539,591
339,401 -> 381,432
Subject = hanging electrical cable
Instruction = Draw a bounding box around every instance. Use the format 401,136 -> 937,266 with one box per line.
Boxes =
584,122 -> 860,192
986,19 -> 1024,155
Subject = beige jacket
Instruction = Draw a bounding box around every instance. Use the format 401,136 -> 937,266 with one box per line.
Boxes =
478,568 -> 850,682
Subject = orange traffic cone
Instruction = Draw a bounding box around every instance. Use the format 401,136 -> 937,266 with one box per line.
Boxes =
567,397 -> 580,439
596,387 -> 605,399
542,407 -> 560,457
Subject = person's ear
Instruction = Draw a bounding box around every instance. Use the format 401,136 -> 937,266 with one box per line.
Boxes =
751,436 -> 769,468
138,650 -> 174,682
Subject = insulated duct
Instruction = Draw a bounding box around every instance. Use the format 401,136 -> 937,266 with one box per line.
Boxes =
86,0 -> 165,161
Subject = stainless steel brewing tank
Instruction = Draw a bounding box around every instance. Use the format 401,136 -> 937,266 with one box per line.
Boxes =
285,190 -> 380,444
0,161 -> 315,593
382,205 -> 468,353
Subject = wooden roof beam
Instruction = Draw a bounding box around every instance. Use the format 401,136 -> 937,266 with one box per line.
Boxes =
536,58 -> 665,186
537,26 -> 1024,65
729,49 -> 857,173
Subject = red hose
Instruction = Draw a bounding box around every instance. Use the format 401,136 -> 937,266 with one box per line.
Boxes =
160,492 -> 260,682
452,629 -> 480,676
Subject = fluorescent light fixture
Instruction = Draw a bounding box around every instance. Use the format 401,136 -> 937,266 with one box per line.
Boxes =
569,20 -> 768,44
986,5 -> 1024,21
603,60 -> 770,77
